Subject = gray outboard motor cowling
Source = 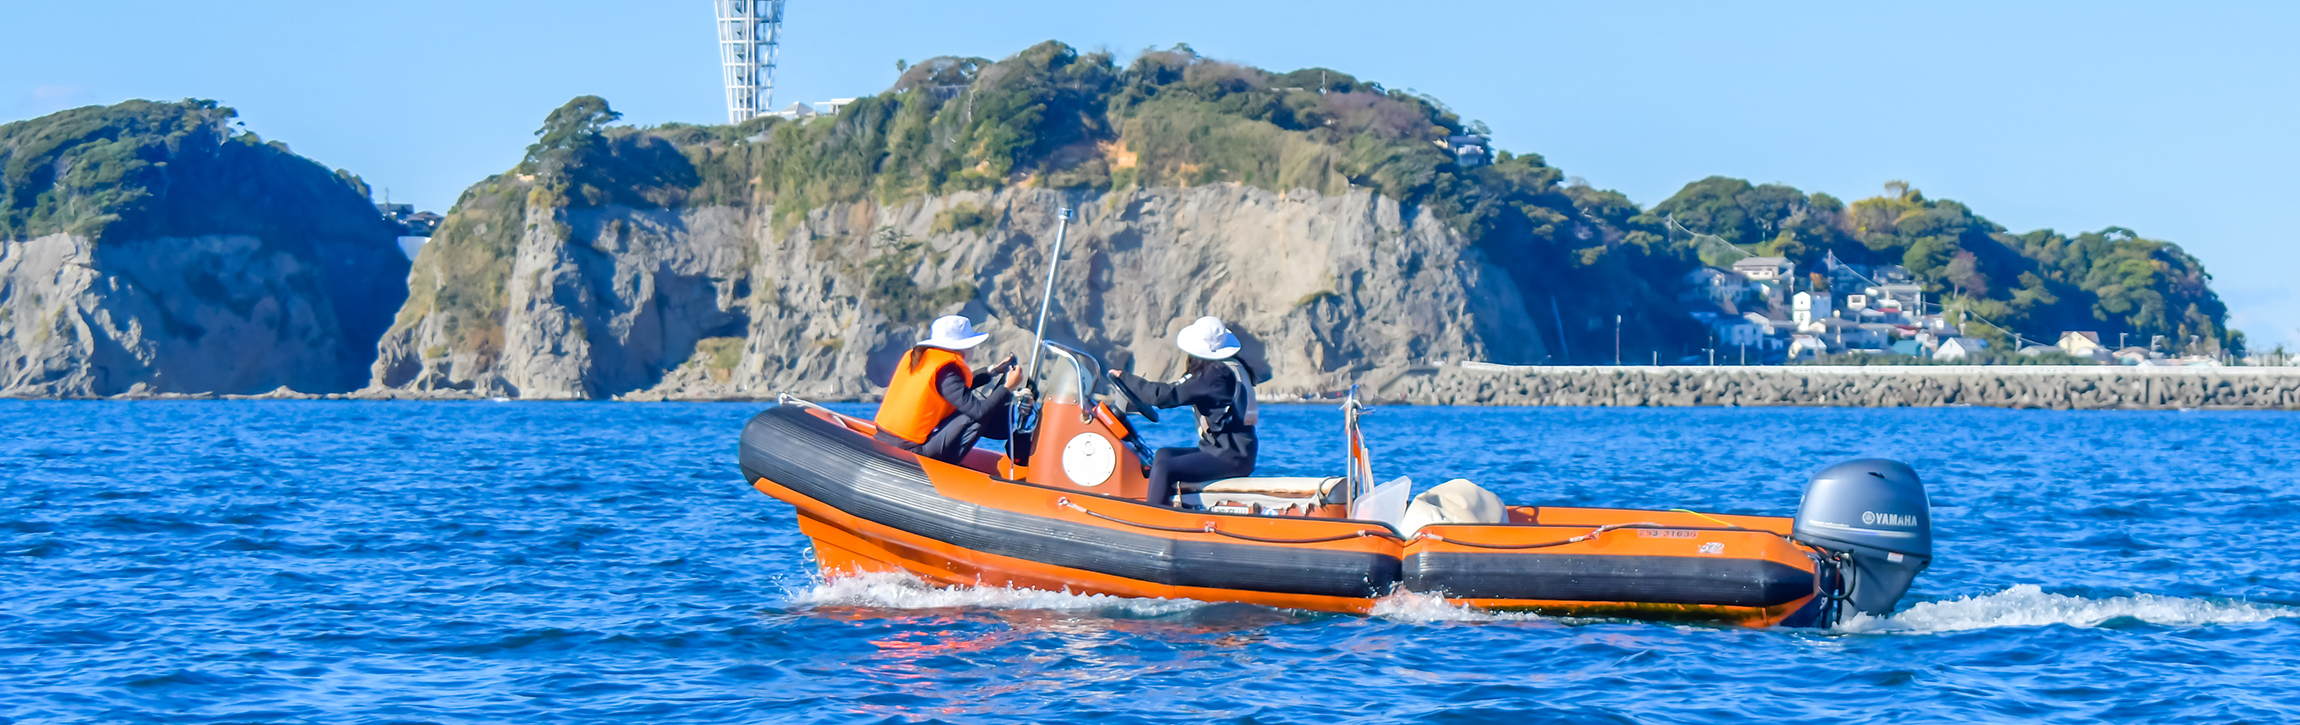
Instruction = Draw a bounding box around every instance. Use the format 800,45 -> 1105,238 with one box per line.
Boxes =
1791,459 -> 1933,619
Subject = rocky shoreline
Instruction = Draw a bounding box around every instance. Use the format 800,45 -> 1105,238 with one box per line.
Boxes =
1379,364 -> 2300,411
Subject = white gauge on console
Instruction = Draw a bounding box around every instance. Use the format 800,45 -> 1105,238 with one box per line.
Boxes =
1061,433 -> 1117,487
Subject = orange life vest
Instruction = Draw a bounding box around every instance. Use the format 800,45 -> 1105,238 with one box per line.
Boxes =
875,347 -> 973,444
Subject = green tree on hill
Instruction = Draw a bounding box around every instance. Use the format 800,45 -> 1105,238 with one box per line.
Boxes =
0,99 -> 396,246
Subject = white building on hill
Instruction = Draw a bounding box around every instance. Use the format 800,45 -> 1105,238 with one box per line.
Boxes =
1733,257 -> 1794,283
1935,337 -> 1988,362
1792,291 -> 1833,330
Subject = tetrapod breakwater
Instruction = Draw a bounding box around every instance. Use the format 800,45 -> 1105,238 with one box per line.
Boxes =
1373,364 -> 2300,410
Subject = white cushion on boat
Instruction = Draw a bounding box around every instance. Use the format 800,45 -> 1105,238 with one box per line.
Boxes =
1179,476 -> 1341,499
1399,478 -> 1507,536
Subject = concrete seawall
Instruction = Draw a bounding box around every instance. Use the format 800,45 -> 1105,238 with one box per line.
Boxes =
1375,364 -> 2300,410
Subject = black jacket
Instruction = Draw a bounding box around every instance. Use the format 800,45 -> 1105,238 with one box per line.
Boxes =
936,363 -> 1012,423
1114,361 -> 1257,464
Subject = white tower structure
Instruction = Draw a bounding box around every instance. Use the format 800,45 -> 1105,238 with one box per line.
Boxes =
715,0 -> 785,124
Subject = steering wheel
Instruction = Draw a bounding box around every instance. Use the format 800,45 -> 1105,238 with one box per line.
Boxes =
1105,370 -> 1161,423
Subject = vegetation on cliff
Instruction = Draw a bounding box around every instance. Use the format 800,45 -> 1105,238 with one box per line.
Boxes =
411,42 -> 1690,364
411,40 -> 2236,365
0,100 -> 397,247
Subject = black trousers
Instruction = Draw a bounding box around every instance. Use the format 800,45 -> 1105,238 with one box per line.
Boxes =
1148,447 -> 1253,507
880,412 -> 1011,465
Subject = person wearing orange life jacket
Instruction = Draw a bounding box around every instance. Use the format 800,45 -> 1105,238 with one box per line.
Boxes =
873,315 -> 1023,464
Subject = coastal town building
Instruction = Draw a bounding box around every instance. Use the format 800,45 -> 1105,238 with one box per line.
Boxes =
1441,134 -> 1493,168
1792,292 -> 1832,330
1681,267 -> 1749,306
377,201 -> 442,260
1812,318 -> 1879,350
1715,316 -> 1766,348
1733,257 -> 1794,283
766,98 -> 863,120
1788,335 -> 1828,360
2058,331 -> 2106,358
1934,338 -> 1987,361
813,97 -> 859,116
1668,254 -> 2061,365
1871,282 -> 1923,309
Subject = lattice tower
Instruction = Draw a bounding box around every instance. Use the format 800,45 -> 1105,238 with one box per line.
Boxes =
715,0 -> 785,124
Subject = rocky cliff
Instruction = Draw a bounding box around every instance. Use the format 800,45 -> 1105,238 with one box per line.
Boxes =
0,233 -> 356,395
0,100 -> 410,397
366,182 -> 1542,400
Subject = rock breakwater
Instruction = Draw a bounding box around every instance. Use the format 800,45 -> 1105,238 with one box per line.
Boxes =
1382,364 -> 2300,411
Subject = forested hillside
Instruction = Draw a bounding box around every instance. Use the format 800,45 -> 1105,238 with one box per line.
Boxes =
0,100 -> 395,247
458,40 -> 2231,365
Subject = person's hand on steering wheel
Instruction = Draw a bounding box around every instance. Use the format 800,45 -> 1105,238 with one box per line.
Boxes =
1105,369 -> 1161,423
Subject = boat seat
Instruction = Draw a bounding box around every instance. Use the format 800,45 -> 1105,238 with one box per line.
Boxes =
1178,476 -> 1343,499
1173,477 -> 1345,515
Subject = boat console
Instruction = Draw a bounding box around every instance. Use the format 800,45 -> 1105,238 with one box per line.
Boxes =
1007,341 -> 1359,519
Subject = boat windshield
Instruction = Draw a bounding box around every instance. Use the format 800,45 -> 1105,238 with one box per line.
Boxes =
1034,341 -> 1102,411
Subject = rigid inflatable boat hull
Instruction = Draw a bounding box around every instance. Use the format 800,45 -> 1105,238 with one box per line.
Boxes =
741,405 -> 1827,626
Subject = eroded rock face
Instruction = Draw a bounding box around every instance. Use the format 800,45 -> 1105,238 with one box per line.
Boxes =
0,233 -> 379,396
366,184 -> 1546,400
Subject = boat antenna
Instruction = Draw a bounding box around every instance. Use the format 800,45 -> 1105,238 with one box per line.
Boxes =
1025,207 -> 1074,384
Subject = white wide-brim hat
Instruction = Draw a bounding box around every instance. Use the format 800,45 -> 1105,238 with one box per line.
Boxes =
1176,316 -> 1241,360
919,315 -> 991,350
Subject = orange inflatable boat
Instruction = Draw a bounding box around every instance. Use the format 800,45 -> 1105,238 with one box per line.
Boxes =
739,343 -> 1935,627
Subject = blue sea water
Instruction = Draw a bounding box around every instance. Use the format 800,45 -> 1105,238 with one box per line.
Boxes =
3,400 -> 2297,724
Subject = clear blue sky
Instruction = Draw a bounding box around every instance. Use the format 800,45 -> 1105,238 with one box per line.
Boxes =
8,1 -> 2296,348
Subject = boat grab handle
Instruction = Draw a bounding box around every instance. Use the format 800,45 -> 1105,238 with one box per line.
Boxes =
1054,497 -> 1386,545
1415,523 -> 1664,550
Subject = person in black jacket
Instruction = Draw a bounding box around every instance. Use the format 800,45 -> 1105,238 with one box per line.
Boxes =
1107,316 -> 1262,506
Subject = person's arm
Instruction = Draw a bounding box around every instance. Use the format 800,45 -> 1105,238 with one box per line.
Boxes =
938,366 -> 1011,419
1114,370 -> 1224,409
969,356 -> 1017,392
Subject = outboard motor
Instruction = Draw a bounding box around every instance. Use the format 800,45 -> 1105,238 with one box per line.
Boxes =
1791,459 -> 1933,624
